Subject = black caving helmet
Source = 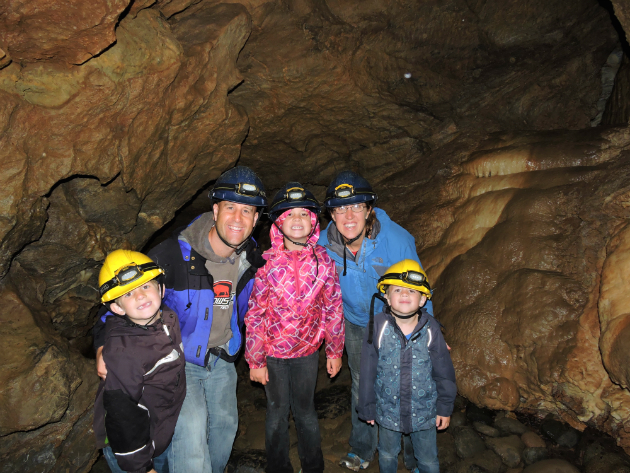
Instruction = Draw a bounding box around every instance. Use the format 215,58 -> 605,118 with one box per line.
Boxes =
269,182 -> 321,222
270,182 -> 322,280
324,171 -> 377,276
208,166 -> 268,254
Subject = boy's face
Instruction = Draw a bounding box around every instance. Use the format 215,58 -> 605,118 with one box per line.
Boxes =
110,279 -> 162,325
385,284 -> 428,316
280,208 -> 313,244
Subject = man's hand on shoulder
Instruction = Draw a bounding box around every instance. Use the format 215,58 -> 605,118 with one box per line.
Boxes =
96,346 -> 107,379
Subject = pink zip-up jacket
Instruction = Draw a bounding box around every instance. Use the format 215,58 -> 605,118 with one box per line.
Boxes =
245,210 -> 344,369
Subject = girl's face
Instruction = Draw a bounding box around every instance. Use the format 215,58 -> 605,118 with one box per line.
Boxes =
281,208 -> 312,244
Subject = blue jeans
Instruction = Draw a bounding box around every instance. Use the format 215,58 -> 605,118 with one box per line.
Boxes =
378,426 -> 439,473
103,444 -> 170,473
345,320 -> 378,461
169,355 -> 238,473
346,320 -> 415,467
265,352 -> 324,473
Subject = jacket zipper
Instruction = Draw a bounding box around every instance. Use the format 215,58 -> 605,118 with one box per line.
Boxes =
292,252 -> 302,298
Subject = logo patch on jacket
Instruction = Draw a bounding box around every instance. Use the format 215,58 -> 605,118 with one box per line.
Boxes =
213,280 -> 234,308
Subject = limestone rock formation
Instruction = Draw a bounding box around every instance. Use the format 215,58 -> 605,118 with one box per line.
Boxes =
0,1 -> 251,470
402,127 -> 630,451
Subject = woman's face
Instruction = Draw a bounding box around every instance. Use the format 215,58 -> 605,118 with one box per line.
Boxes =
330,203 -> 369,241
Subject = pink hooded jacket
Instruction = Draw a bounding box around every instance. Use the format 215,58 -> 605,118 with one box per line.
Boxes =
245,210 -> 344,369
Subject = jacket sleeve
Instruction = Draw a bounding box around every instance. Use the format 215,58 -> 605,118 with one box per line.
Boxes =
428,319 -> 457,417
92,305 -> 113,351
245,263 -> 270,369
357,323 -> 379,422
323,255 -> 345,360
102,340 -> 154,473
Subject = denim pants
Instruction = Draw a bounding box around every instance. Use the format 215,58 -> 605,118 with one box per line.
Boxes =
378,426 -> 439,473
265,352 -> 324,473
345,320 -> 416,466
169,355 -> 238,473
345,320 -> 378,461
103,444 -> 170,473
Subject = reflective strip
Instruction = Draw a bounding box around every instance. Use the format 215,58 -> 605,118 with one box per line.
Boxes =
115,443 -> 149,456
144,349 -> 180,377
427,327 -> 432,347
378,321 -> 388,348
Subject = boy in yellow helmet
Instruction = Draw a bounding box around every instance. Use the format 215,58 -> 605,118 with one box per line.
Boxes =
357,259 -> 456,473
93,249 -> 186,473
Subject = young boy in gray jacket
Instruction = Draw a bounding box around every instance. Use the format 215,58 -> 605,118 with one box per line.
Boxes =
358,259 -> 456,473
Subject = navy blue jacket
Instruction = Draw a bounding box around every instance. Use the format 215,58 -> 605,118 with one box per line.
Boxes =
94,215 -> 265,366
357,309 -> 456,434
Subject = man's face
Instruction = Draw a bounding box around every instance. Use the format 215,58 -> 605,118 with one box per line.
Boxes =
213,201 -> 259,246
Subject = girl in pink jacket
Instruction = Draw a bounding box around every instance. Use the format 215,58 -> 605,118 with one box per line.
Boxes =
245,182 -> 345,473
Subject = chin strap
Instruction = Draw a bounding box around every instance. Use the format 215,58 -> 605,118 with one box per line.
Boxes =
389,307 -> 420,320
367,294 -> 420,344
274,222 -> 319,281
341,232 -> 363,276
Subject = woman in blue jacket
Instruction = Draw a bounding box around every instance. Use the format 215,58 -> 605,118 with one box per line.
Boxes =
318,171 -> 433,472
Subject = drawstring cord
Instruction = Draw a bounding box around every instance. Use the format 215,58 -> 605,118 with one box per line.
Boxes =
274,222 -> 320,281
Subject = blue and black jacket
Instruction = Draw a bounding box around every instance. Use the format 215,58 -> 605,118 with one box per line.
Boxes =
93,214 -> 265,366
357,308 -> 456,434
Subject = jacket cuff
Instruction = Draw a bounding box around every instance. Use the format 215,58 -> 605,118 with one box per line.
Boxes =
436,402 -> 454,417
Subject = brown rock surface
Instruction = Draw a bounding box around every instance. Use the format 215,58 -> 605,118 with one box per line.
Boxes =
0,1 -> 251,470
0,0 -> 130,65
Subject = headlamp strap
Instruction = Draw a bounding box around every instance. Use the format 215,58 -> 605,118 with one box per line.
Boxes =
332,183 -> 375,200
367,292 -> 388,345
213,183 -> 266,198
99,262 -> 161,297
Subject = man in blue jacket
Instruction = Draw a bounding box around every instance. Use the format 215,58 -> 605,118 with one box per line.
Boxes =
94,166 -> 267,473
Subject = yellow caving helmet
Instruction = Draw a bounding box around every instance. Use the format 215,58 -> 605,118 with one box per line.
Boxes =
99,249 -> 164,303
376,259 -> 432,298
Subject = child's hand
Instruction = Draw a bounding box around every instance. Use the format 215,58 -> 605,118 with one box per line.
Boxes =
96,347 -> 107,380
436,415 -> 450,430
366,420 -> 375,425
250,367 -> 269,385
327,358 -> 342,377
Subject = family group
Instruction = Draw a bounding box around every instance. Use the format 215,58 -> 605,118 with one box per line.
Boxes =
92,167 -> 456,473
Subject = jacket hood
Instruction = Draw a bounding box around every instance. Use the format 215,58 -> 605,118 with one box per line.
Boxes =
270,209 -> 320,252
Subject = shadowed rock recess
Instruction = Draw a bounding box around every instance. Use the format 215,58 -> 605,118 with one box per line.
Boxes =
2,0 -> 630,470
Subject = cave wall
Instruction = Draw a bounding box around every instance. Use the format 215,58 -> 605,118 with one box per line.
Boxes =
1,0 -> 630,470
0,1 -> 252,470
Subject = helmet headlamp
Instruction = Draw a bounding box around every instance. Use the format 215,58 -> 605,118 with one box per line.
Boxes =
286,187 -> 307,201
99,262 -> 161,299
334,184 -> 355,199
379,270 -> 429,289
213,182 -> 266,199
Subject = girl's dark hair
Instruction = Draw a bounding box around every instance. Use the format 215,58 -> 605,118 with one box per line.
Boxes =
365,205 -> 377,238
